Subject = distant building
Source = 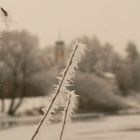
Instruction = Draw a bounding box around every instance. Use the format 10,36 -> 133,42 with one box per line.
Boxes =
101,72 -> 116,84
94,60 -> 117,86
55,40 -> 65,68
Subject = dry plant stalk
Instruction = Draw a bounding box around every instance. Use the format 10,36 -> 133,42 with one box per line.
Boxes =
59,92 -> 78,140
59,93 -> 72,140
30,41 -> 86,140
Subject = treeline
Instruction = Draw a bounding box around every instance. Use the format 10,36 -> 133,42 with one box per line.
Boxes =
74,36 -> 140,113
0,30 -> 140,115
0,30 -> 55,115
77,36 -> 140,95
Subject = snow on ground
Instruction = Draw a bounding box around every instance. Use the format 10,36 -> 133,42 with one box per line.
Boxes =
1,114 -> 140,140
0,97 -> 50,114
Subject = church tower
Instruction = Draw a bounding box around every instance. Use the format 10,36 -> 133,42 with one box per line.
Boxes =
55,40 -> 65,67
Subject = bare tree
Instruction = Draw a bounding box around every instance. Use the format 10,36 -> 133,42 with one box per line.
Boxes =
0,30 -> 48,115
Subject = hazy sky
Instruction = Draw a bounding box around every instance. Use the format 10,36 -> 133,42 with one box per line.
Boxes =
1,0 -> 140,52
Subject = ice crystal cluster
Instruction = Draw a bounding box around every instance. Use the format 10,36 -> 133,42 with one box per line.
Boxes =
31,41 -> 87,140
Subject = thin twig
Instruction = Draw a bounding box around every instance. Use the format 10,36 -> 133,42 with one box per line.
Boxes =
30,44 -> 79,140
0,7 -> 8,17
59,94 -> 72,140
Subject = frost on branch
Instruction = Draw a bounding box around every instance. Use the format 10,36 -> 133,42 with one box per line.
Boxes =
43,41 -> 87,123
30,41 -> 87,140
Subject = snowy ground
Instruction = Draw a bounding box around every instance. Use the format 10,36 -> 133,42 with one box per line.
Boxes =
0,97 -> 50,114
1,114 -> 140,140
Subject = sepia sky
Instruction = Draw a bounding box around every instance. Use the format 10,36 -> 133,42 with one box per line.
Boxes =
1,0 -> 140,52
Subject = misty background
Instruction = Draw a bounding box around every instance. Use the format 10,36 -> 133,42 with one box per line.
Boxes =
1,0 -> 140,140
1,0 -> 140,53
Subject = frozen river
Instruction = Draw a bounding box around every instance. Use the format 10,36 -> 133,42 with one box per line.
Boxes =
0,114 -> 140,140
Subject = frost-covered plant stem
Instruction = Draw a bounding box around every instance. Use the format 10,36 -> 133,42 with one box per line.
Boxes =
30,43 -> 79,140
59,93 -> 71,140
